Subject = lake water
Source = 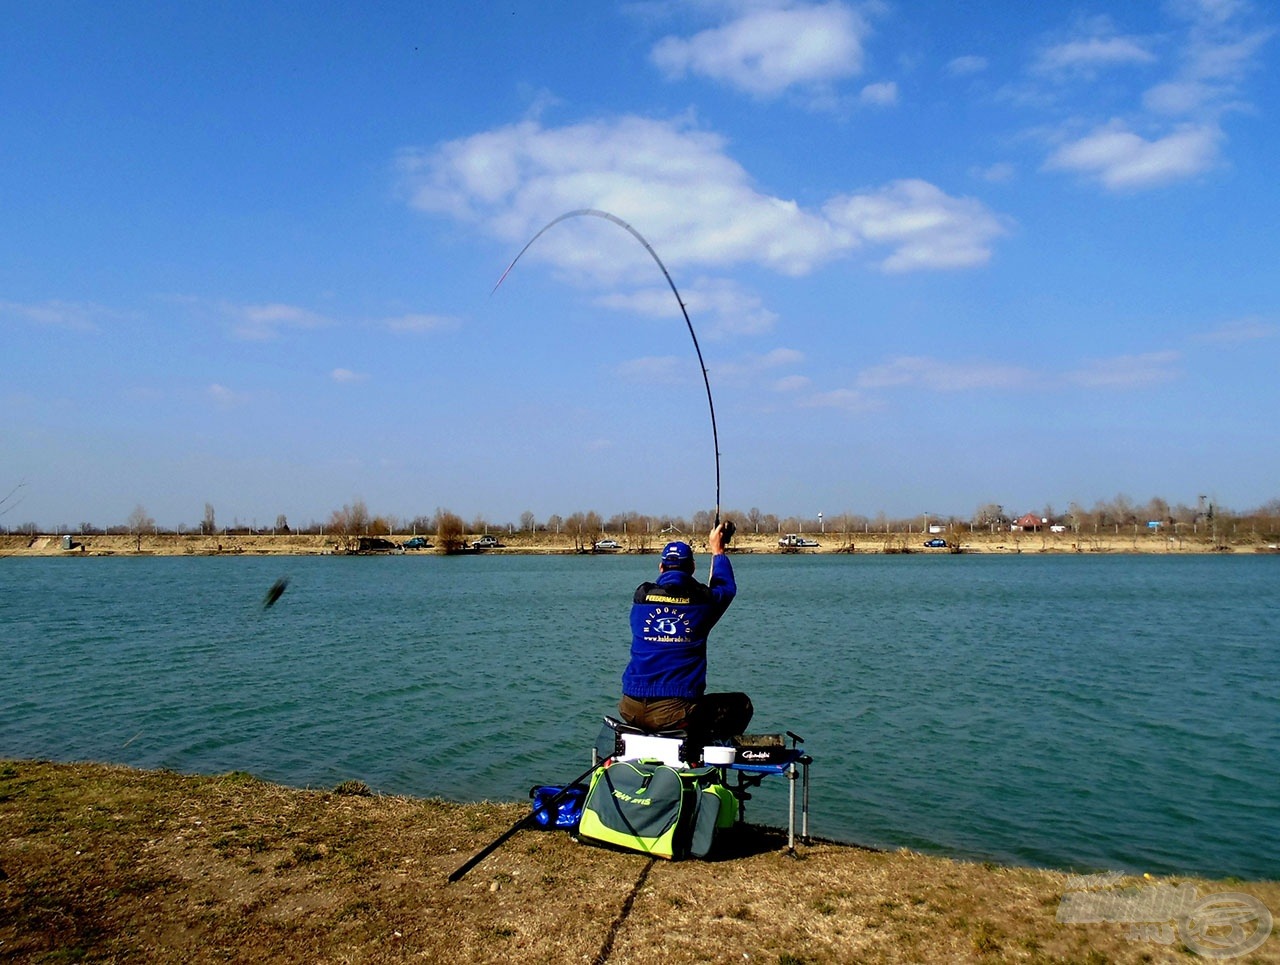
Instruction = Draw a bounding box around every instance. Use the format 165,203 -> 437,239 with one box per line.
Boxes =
2,552 -> 1276,880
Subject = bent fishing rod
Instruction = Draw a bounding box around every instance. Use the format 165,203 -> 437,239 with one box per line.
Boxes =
493,208 -> 731,537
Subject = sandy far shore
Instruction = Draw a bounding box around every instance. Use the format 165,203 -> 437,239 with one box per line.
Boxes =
3,529 -> 1277,557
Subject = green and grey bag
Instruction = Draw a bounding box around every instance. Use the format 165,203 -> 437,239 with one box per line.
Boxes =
578,759 -> 736,860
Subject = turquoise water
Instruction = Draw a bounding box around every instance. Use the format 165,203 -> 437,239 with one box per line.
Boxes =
2,553 -> 1276,879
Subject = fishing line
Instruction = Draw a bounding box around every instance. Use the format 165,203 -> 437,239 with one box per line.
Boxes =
492,208 -> 728,529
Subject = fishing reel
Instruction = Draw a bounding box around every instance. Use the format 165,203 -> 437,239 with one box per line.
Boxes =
721,519 -> 736,544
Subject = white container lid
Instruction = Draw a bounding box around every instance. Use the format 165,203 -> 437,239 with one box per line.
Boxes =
702,745 -> 736,765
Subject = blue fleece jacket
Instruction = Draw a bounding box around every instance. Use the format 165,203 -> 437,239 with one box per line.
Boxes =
621,553 -> 736,700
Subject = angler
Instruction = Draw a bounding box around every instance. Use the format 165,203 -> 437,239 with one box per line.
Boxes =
450,209 -> 812,882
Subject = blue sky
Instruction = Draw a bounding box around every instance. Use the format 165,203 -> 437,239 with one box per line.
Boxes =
4,0 -> 1277,531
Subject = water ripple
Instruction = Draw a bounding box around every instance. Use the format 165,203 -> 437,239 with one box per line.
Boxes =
1,553 -> 1276,878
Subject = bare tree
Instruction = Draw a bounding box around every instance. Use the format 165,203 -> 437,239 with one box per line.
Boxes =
974,503 -> 1006,531
434,509 -> 466,553
564,511 -> 603,551
1143,496 -> 1171,524
128,505 -> 156,533
328,499 -> 371,536
324,499 -> 374,550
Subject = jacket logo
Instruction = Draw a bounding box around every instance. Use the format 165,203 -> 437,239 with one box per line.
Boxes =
644,606 -> 692,640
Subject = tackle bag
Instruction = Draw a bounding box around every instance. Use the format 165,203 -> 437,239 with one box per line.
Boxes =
577,759 -> 736,859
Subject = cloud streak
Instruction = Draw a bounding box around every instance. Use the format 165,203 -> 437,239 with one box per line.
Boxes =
0,298 -> 121,332
229,303 -> 331,341
781,348 -> 1186,417
857,356 -> 1035,392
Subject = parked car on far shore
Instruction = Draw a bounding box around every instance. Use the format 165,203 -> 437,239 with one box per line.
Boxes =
472,535 -> 503,548
778,534 -> 820,548
923,538 -> 948,548
593,538 -> 622,550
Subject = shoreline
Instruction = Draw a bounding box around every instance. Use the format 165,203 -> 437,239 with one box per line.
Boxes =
2,759 -> 1276,963
4,529 -> 1277,557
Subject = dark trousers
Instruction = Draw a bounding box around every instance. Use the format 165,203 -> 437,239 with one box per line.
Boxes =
618,692 -> 754,741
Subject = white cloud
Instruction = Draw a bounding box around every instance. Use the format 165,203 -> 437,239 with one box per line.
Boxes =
823,179 -> 1011,271
617,346 -> 804,394
782,347 -> 1185,416
594,277 -> 779,337
1168,0 -> 1248,26
946,55 -> 988,76
1030,4 -> 1270,190
1184,27 -> 1273,82
401,117 -> 839,279
207,383 -> 249,407
798,387 -> 879,412
0,298 -> 118,332
857,356 -> 1033,391
230,302 -> 330,341
615,355 -> 687,384
1044,120 -> 1221,189
1144,5 -> 1273,117
859,81 -> 898,106
330,368 -> 367,384
1064,350 -> 1181,388
1195,316 -> 1279,343
1143,79 -> 1217,114
383,313 -> 458,334
650,2 -> 870,98
712,347 -> 806,386
773,374 -> 812,392
402,116 -> 1009,279
972,162 -> 1016,183
1034,35 -> 1157,75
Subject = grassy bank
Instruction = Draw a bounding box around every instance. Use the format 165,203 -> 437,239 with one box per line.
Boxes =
1,761 -> 1275,963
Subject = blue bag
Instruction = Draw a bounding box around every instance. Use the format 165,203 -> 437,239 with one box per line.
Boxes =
529,784 -> 587,829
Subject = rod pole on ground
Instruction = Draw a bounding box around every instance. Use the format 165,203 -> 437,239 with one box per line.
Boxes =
801,756 -> 811,844
447,761 -> 603,884
787,760 -> 797,854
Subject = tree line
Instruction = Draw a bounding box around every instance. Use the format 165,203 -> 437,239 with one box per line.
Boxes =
10,494 -> 1280,541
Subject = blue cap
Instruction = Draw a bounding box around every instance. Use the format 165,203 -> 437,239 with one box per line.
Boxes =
660,541 -> 694,571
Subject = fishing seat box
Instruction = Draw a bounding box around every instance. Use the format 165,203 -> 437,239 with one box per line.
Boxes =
596,715 -> 691,765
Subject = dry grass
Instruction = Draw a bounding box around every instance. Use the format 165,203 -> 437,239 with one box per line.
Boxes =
2,760 -> 1276,963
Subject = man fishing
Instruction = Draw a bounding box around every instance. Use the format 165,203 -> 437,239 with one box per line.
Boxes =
619,521 -> 753,741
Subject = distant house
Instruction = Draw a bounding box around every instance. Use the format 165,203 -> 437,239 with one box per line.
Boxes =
1013,513 -> 1045,532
